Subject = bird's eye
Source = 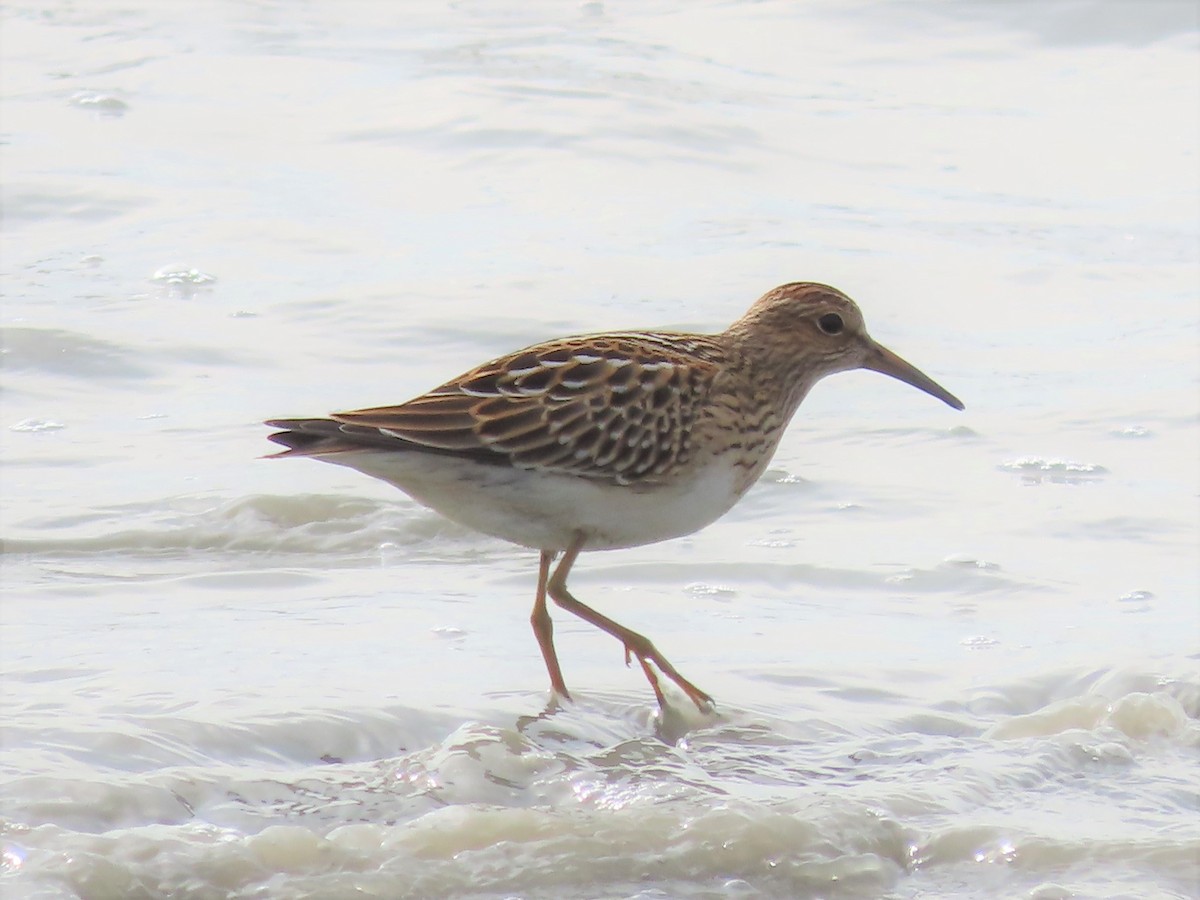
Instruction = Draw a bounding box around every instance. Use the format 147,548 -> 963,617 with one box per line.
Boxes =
817,313 -> 844,335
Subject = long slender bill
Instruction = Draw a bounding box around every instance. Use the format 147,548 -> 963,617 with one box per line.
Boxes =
862,342 -> 965,410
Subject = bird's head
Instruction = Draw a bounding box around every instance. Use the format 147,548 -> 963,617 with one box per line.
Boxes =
729,282 -> 964,412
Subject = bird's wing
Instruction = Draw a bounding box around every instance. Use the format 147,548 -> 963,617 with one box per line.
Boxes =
270,333 -> 725,485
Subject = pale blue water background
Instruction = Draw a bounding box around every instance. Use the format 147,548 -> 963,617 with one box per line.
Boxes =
2,1 -> 1198,898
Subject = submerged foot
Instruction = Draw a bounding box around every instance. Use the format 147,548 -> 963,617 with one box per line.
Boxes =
624,641 -> 715,714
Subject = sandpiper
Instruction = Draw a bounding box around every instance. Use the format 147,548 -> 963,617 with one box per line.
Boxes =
266,282 -> 963,711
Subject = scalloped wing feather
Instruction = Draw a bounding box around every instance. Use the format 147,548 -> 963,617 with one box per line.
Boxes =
329,333 -> 726,484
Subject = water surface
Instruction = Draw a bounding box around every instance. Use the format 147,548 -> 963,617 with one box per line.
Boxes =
2,1 -> 1198,898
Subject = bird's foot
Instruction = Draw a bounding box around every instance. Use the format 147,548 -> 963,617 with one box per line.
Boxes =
623,641 -> 715,715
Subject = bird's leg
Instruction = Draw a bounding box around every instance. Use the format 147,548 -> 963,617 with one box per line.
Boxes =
632,653 -> 668,709
547,536 -> 715,713
530,550 -> 571,701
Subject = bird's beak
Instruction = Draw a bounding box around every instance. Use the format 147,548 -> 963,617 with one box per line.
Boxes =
861,340 -> 964,410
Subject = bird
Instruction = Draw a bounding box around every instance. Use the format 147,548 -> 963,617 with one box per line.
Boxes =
265,282 -> 963,712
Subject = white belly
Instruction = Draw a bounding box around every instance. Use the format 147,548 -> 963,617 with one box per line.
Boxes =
312,449 -> 748,552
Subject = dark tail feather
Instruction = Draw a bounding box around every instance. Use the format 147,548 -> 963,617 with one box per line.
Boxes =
263,418 -> 391,457
263,417 -> 501,465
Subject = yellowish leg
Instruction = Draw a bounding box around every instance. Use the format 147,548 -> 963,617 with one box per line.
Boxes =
547,535 -> 715,712
530,550 -> 570,700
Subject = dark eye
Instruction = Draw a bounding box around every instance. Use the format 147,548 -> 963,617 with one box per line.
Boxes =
817,313 -> 844,335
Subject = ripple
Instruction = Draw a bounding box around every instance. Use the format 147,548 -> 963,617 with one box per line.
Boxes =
8,418 -> 65,433
762,469 -> 815,488
150,265 -> 217,286
942,554 -> 1001,571
747,537 -> 795,549
1117,590 -> 1155,614
0,327 -> 151,379
986,689 -> 1192,742
1117,591 -> 1154,603
998,456 -> 1108,484
68,90 -> 129,116
4,667 -> 1196,897
684,582 -> 738,600
150,265 -> 218,299
1,493 -> 447,562
960,635 -> 1000,650
1110,424 -> 1152,438
0,187 -> 143,224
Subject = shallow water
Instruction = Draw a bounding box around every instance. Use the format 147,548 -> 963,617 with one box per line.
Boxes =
3,1 -> 1199,898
